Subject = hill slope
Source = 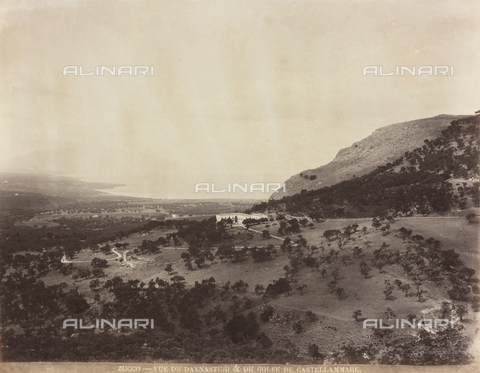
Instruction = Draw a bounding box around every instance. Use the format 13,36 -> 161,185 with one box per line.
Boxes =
271,114 -> 468,200
256,114 -> 479,219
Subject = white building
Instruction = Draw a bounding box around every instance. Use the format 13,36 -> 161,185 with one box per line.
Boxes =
216,213 -> 269,225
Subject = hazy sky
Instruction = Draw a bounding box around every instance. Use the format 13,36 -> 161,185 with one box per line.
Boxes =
1,0 -> 479,199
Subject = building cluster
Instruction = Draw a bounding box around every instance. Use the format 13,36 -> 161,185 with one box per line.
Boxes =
215,213 -> 269,225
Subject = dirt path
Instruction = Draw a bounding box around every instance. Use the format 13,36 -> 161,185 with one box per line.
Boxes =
248,227 -> 285,241
61,248 -> 123,264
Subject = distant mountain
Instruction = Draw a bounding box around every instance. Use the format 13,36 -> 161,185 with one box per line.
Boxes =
271,114 -> 468,200
0,172 -> 123,198
0,173 -> 126,226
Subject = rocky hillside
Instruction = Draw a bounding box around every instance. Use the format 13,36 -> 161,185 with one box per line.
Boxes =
271,114 -> 468,200
255,114 -> 479,219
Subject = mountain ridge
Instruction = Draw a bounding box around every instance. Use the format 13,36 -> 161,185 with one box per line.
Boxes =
271,114 -> 469,200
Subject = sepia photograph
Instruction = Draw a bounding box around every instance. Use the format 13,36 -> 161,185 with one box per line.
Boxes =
0,1 -> 479,372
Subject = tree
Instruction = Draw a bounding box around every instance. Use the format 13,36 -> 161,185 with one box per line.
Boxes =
296,284 -> 307,295
372,218 -> 382,230
333,344 -> 373,364
472,296 -> 480,312
278,221 -> 289,236
77,268 -> 91,279
308,343 -> 323,361
225,312 -> 259,343
327,281 -> 337,293
89,279 -> 101,291
262,230 -> 271,239
336,287 -> 345,299
296,235 -> 308,248
251,246 -> 274,262
352,310 -> 362,322
170,275 -> 185,283
448,285 -> 470,301
91,268 -> 105,277
204,249 -> 215,264
360,261 -> 371,278
180,252 -> 191,262
401,284 -> 411,297
164,263 -> 174,275
264,277 -> 291,298
232,280 -> 249,292
402,262 -> 413,275
352,246 -> 363,257
303,256 -> 317,268
415,281 -> 427,302
440,249 -> 462,269
243,296 -> 253,310
194,255 -> 206,269
91,257 -> 108,269
398,227 -> 412,242
385,307 -> 396,319
281,237 -> 292,252
394,279 -> 402,289
292,320 -> 304,333
232,248 -> 248,263
466,213 -> 476,224
288,218 -> 301,233
440,302 -> 452,318
65,289 -> 90,314
216,244 -> 235,261
254,284 -> 265,296
455,304 -> 468,321
323,229 -> 341,241
332,268 -> 340,280
256,332 -> 273,349
64,245 -> 78,260
320,268 -> 327,278
306,311 -> 318,322
100,244 -> 111,254
373,328 -> 394,341
260,306 -> 275,322
384,280 -> 395,300
459,267 -> 475,281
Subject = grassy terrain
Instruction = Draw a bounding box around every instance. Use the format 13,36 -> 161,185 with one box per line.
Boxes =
40,213 -> 479,361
